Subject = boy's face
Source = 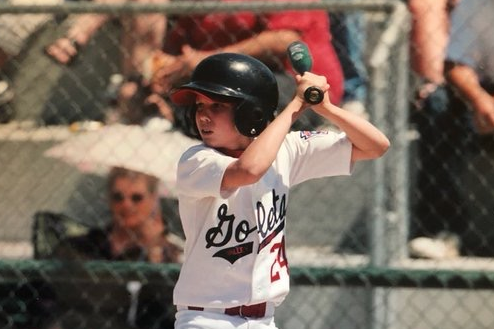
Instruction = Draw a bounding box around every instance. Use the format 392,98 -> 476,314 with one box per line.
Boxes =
195,94 -> 251,152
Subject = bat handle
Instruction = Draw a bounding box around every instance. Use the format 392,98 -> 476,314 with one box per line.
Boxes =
286,41 -> 324,105
304,86 -> 324,105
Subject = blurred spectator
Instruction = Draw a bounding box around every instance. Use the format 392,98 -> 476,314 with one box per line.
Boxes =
407,0 -> 461,111
408,0 -> 494,259
407,0 -> 460,260
130,0 -> 344,131
44,0 -> 344,130
40,166 -> 183,328
0,0 -> 62,122
406,0 -> 458,259
44,0 -> 170,125
51,166 -> 183,263
330,9 -> 369,119
44,0 -> 167,75
151,2 -> 345,134
408,0 -> 460,86
445,0 -> 494,135
437,0 -> 494,256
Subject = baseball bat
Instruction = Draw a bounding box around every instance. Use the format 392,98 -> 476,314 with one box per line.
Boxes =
286,41 -> 324,105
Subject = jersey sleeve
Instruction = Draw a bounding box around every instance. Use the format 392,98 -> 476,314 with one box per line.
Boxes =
176,145 -> 236,199
284,130 -> 353,186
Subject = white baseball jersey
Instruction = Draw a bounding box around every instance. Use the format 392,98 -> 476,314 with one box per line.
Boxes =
173,130 -> 353,308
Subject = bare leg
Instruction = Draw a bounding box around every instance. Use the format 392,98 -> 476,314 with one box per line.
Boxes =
408,0 -> 450,84
120,0 -> 168,75
116,0 -> 168,124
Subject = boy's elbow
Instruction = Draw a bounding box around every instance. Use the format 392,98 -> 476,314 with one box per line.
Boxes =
381,136 -> 391,153
360,137 -> 390,160
242,167 -> 267,185
375,137 -> 391,158
229,161 -> 267,186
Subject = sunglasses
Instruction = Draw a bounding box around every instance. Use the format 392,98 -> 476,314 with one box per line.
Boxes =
111,192 -> 145,204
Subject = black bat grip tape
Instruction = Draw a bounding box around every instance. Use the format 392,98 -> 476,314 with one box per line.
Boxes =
304,86 -> 324,105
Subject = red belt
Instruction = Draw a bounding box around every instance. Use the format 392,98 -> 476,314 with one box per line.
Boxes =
187,302 -> 267,318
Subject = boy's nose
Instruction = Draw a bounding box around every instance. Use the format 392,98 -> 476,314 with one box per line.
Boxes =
198,114 -> 211,123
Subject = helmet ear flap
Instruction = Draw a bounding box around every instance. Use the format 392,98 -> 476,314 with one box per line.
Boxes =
234,100 -> 269,137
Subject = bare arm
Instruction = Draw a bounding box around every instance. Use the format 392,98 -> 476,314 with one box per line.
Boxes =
222,99 -> 305,189
408,0 -> 452,84
44,14 -> 109,64
151,29 -> 300,94
181,29 -> 301,74
446,62 -> 494,134
221,72 -> 390,191
220,74 -> 316,190
121,0 -> 169,74
44,0 -> 117,65
46,0 -> 168,70
307,73 -> 390,162
218,30 -> 301,67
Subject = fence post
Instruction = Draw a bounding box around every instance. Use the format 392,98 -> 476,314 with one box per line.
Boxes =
368,3 -> 410,329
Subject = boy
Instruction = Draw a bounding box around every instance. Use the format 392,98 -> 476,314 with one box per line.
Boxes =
170,53 -> 389,329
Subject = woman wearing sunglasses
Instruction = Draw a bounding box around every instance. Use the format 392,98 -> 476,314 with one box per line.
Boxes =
52,166 -> 183,263
44,166 -> 183,329
107,166 -> 183,263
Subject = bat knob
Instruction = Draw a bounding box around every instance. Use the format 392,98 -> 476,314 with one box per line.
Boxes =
304,86 -> 324,105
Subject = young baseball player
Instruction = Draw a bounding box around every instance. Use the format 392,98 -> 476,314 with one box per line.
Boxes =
170,53 -> 390,329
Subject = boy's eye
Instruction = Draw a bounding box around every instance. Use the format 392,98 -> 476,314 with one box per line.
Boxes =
211,103 -> 227,111
196,102 -> 233,112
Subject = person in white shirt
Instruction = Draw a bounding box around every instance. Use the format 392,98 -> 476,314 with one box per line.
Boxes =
169,52 -> 389,329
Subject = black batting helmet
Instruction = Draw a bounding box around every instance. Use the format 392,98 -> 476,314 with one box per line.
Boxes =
170,53 -> 279,137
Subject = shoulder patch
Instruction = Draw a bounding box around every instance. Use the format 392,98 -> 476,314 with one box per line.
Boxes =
299,130 -> 329,140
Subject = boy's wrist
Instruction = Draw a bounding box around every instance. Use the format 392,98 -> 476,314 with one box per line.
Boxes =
291,97 -> 306,111
292,95 -> 306,106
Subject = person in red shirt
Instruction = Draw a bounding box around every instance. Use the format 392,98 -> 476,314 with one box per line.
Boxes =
148,0 -> 344,130
45,0 -> 344,130
161,7 -> 342,101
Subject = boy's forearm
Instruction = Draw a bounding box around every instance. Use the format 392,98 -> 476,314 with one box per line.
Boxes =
237,98 -> 305,174
316,102 -> 390,161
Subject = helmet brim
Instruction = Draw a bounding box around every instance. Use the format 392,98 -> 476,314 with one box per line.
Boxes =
170,82 -> 244,106
170,88 -> 209,106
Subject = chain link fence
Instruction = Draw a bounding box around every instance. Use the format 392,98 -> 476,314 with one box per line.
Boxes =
1,1 -> 494,329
